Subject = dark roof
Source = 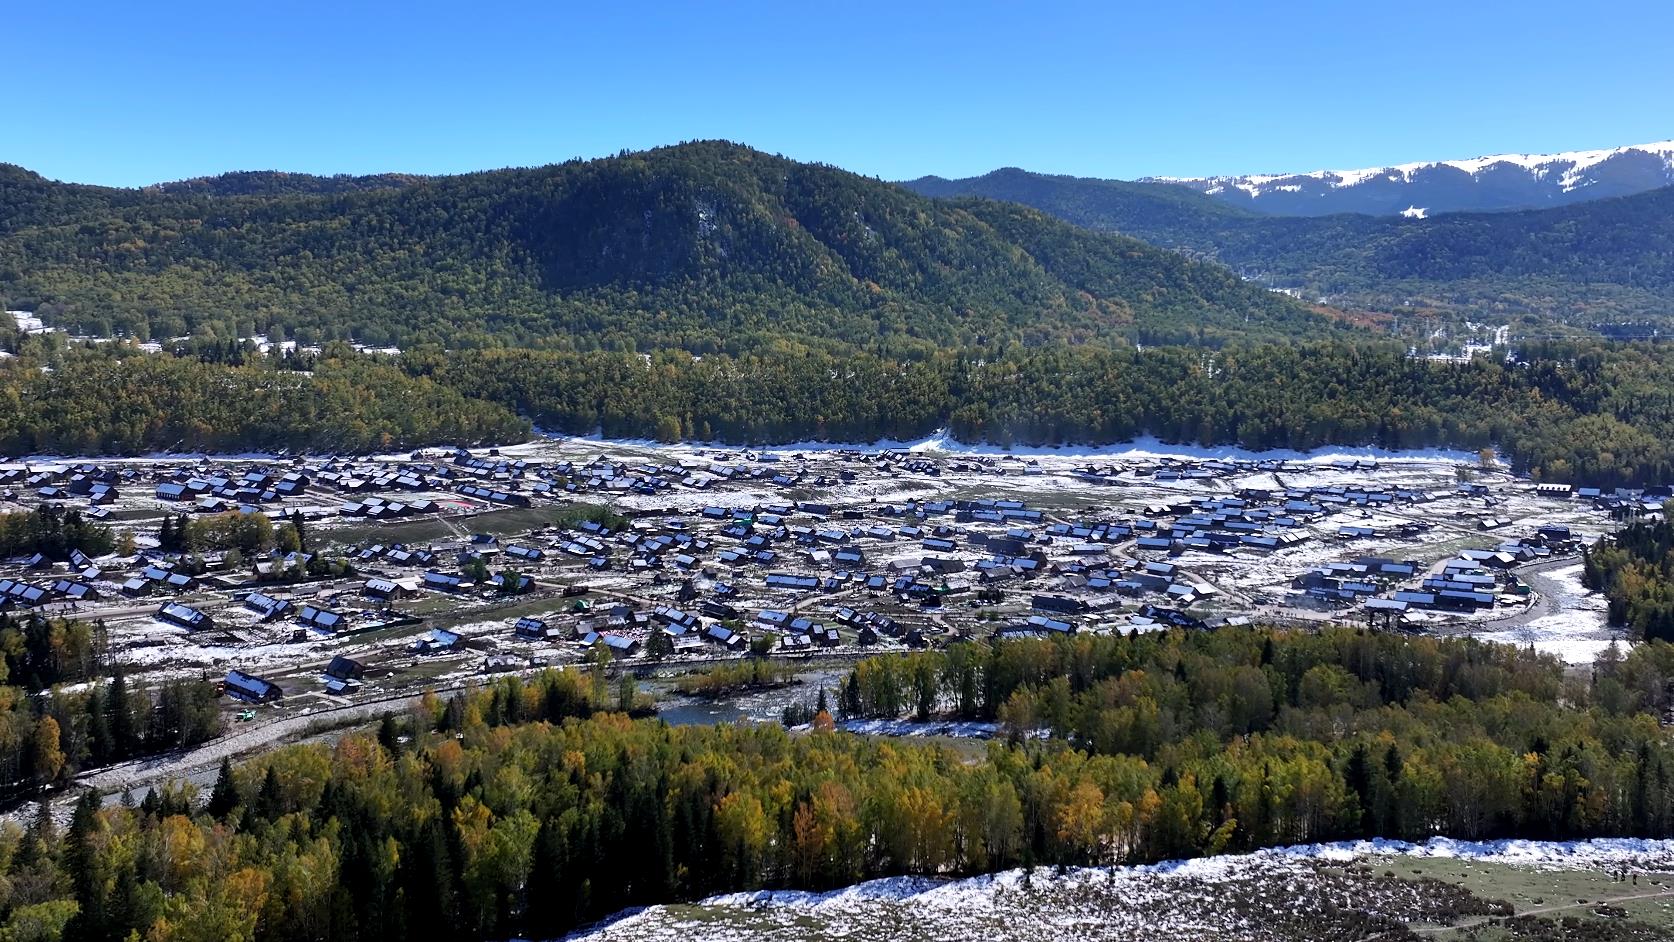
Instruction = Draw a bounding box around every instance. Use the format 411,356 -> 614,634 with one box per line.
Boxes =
225,669 -> 282,701
324,656 -> 366,680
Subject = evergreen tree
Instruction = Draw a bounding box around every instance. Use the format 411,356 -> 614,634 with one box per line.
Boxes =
109,669 -> 137,759
254,765 -> 284,821
84,684 -> 112,766
207,757 -> 240,819
378,713 -> 403,754
61,791 -> 105,942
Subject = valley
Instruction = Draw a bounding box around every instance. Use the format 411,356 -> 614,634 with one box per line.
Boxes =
0,437 -> 1633,823
4,14 -> 1673,938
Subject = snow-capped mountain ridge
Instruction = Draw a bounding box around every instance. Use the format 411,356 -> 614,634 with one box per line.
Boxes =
1148,139 -> 1674,217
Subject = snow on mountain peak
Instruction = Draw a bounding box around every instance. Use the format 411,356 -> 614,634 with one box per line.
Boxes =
1149,139 -> 1674,216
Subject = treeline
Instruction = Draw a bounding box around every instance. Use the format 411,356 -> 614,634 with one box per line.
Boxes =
836,629 -> 1674,846
0,670 -> 221,804
1584,519 -> 1674,642
673,659 -> 798,698
0,507 -> 113,560
0,340 -> 527,455
0,614 -> 105,692
430,338 -> 1674,487
8,630 -> 1674,941
0,610 -> 221,804
158,511 -> 275,556
9,335 -> 1674,487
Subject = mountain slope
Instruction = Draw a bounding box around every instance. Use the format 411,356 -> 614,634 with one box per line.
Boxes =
0,143 -> 1335,351
904,168 -> 1259,256
1147,139 -> 1674,217
901,168 -> 1674,323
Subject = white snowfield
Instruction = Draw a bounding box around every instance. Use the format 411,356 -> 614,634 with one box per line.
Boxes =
1476,563 -> 1617,665
538,428 -> 1485,464
709,837 -> 1674,909
576,836 -> 1674,940
1153,139 -> 1674,195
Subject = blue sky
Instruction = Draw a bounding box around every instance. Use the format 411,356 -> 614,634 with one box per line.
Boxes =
9,0 -> 1673,187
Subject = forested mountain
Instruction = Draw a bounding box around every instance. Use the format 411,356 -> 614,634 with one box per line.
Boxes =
905,168 -> 1254,240
0,143 -> 1336,352
12,141 -> 1674,480
903,169 -> 1674,323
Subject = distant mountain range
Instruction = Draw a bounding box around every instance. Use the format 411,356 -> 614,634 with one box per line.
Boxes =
10,135 -> 1674,347
1145,140 -> 1674,217
0,143 -> 1334,353
901,167 -> 1674,323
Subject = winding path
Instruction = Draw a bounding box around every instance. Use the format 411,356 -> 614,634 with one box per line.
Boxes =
1410,884 -> 1674,936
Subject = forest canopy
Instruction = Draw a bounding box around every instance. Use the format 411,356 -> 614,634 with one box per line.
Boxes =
427,338 -> 1674,487
7,628 -> 1674,942
0,339 -> 526,454
8,337 -> 1674,488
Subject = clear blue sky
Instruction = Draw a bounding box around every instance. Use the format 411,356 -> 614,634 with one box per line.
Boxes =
9,0 -> 1672,187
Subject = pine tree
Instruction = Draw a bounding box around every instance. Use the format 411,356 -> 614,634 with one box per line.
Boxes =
255,765 -> 284,821
841,673 -> 862,718
646,630 -> 674,660
85,685 -> 112,766
525,820 -> 570,938
106,862 -> 149,941
110,669 -> 138,758
207,757 -> 240,818
378,713 -> 402,754
62,791 -> 105,942
18,799 -> 56,871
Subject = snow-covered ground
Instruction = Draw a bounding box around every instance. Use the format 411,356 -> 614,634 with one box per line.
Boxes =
536,430 -> 1487,465
834,718 -> 1002,738
576,837 -> 1674,941
1476,563 -> 1623,664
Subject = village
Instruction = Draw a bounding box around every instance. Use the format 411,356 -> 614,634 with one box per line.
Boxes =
0,439 -> 1639,727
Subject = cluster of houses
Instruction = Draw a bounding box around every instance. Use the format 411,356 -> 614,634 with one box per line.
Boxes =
1294,524 -> 1580,618
0,445 -> 1641,724
310,463 -> 1615,662
4,464 -> 124,511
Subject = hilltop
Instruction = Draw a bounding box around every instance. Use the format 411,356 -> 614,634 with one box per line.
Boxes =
0,143 -> 1335,352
